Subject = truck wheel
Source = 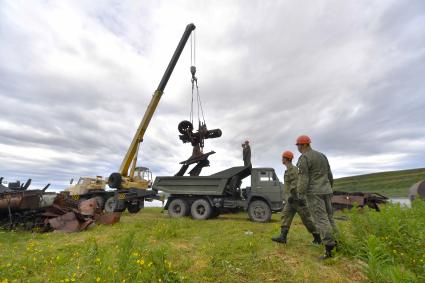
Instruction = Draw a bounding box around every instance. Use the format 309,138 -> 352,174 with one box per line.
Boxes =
105,197 -> 126,212
168,199 -> 189,218
191,199 -> 212,220
108,173 -> 122,189
248,200 -> 271,223
127,202 -> 142,214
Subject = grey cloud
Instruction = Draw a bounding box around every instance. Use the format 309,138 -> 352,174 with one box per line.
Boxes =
1,0 -> 424,190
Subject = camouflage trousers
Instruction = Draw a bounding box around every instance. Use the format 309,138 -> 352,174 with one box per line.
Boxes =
280,200 -> 318,234
306,193 -> 338,246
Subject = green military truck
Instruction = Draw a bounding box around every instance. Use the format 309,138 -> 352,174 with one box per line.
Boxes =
153,166 -> 284,222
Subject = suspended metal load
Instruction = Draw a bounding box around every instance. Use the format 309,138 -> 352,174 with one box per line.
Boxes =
175,32 -> 223,176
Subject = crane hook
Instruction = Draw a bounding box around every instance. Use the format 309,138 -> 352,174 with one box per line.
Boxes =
190,66 -> 197,83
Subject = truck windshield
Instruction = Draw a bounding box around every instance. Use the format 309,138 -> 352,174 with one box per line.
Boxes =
259,171 -> 276,182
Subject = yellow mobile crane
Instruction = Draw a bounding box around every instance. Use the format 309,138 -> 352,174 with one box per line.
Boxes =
65,24 -> 196,213
108,23 -> 196,191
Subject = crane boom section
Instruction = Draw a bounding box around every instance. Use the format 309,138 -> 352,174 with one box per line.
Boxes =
119,23 -> 196,177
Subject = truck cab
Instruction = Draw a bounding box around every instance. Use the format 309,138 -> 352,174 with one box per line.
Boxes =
245,168 -> 284,212
66,176 -> 106,196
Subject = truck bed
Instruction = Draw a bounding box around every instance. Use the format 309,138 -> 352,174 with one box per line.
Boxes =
153,166 -> 251,195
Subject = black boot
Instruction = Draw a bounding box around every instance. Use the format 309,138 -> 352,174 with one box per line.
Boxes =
319,244 -> 335,260
271,227 -> 288,244
312,233 -> 322,245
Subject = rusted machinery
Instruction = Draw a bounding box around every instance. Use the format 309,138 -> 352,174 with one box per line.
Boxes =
0,177 -> 120,232
408,179 -> 425,201
332,191 -> 388,211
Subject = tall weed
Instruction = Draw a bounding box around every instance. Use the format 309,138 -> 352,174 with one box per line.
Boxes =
339,200 -> 425,282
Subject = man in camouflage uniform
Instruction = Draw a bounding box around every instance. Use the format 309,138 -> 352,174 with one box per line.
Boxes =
296,135 -> 337,259
242,140 -> 252,167
272,150 -> 321,245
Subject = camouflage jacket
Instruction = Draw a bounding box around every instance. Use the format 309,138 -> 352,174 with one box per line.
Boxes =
243,145 -> 251,166
296,148 -> 333,195
284,163 -> 298,201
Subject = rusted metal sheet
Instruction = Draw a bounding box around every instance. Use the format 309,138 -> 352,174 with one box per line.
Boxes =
332,195 -> 365,206
49,212 -> 81,232
78,198 -> 98,216
95,212 -> 122,225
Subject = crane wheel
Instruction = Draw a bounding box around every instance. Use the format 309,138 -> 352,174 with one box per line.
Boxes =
108,173 -> 122,189
105,196 -> 126,212
178,120 -> 193,134
127,201 -> 142,214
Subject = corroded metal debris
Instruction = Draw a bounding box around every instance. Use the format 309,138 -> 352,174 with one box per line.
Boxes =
0,177 -> 121,232
332,191 -> 388,211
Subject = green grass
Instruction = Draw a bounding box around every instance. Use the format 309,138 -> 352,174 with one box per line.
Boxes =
333,168 -> 425,197
0,208 -> 365,283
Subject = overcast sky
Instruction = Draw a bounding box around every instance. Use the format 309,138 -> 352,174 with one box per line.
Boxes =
0,0 -> 424,190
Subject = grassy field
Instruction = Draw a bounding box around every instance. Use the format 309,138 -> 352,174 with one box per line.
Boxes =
0,208 -> 366,283
333,167 -> 425,197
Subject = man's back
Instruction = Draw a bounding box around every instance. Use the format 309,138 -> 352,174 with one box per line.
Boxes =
298,148 -> 333,195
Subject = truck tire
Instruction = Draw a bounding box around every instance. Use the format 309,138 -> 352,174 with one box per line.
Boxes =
105,196 -> 126,212
191,199 -> 212,220
127,201 -> 142,214
248,200 -> 271,223
108,173 -> 122,189
168,198 -> 189,218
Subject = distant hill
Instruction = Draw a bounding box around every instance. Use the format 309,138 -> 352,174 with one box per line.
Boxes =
333,168 -> 425,198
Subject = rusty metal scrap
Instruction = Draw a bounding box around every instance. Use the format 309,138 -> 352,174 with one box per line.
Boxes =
0,178 -> 121,232
332,191 -> 388,211
95,212 -> 122,225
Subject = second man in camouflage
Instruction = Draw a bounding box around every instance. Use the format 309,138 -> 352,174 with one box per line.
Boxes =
272,150 -> 321,244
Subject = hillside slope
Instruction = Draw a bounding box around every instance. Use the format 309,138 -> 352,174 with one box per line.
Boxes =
333,167 -> 425,197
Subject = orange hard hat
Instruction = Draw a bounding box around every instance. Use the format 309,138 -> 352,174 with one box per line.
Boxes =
282,150 -> 294,160
296,135 -> 311,145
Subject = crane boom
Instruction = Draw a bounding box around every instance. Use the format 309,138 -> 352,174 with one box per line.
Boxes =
119,23 -> 196,177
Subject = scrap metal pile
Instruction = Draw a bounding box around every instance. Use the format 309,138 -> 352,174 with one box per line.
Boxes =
0,177 -> 121,232
332,191 -> 388,211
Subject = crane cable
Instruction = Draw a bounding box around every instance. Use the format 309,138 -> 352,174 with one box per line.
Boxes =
190,31 -> 206,127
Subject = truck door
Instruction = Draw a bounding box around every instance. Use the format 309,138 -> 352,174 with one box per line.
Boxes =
252,170 -> 283,210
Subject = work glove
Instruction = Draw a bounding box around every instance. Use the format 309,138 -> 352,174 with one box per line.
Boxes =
297,194 -> 307,207
287,196 -> 295,204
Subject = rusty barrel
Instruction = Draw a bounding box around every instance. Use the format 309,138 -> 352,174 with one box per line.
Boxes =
408,179 -> 425,201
